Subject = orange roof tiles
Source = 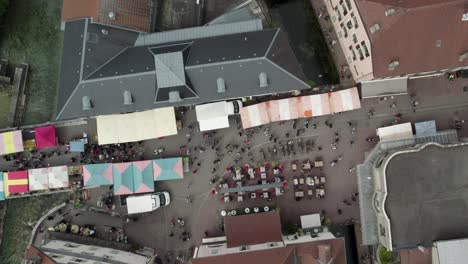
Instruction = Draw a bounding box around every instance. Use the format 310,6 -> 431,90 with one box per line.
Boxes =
62,0 -> 153,32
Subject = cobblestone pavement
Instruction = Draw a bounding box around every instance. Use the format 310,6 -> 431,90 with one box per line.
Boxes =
1,75 -> 467,261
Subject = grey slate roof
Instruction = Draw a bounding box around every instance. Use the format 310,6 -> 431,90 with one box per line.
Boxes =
56,19 -> 309,120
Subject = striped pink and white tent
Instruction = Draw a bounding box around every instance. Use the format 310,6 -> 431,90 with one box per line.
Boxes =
329,87 -> 361,113
240,102 -> 270,129
267,98 -> 300,122
298,94 -> 331,117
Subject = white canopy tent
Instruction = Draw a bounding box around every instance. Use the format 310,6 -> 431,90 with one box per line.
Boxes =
377,122 -> 413,141
196,101 -> 239,131
96,108 -> 178,145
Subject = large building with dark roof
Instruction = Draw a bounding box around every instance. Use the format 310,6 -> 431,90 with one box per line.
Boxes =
357,132 -> 468,250
56,17 -> 309,120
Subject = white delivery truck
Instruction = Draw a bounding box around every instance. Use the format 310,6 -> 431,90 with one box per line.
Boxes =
126,192 -> 171,215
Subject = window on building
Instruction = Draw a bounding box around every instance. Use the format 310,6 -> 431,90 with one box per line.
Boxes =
110,250 -> 120,255
361,41 -> 370,57
72,259 -> 85,263
346,20 -> 353,30
379,224 -> 386,237
331,15 -> 337,23
354,65 -> 359,76
340,23 -> 348,38
356,44 -> 364,61
337,9 -> 342,21
337,30 -> 343,39
342,5 -> 348,16
349,46 -> 356,61
351,12 -> 359,28
88,247 -> 98,251
352,34 -> 358,44
50,255 -> 64,259
346,55 -> 353,64
345,0 -> 352,10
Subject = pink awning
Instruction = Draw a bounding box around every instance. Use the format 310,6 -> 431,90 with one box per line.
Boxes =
34,125 -> 57,149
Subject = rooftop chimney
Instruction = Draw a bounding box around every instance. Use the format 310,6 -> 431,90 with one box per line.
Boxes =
217,78 -> 226,93
123,90 -> 133,105
82,96 -> 92,110
259,72 -> 268,88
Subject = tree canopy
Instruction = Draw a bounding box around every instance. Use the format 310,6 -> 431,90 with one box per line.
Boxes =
0,0 -> 9,21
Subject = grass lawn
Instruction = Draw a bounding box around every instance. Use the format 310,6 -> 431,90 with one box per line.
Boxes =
0,92 -> 11,127
0,193 -> 69,264
0,0 -> 63,125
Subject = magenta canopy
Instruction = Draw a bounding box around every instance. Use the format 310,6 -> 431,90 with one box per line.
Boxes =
34,125 -> 57,149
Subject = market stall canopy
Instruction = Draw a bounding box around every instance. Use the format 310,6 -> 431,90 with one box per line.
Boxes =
0,130 -> 24,155
28,168 -> 49,191
299,93 -> 331,117
0,172 -> 4,201
377,122 -> 413,141
113,161 -> 155,195
83,163 -> 113,187
96,107 -> 178,145
239,102 -> 270,129
132,160 -> 154,194
70,140 -> 85,152
268,98 -> 300,122
196,102 -> 231,132
34,125 -> 57,149
329,87 -> 361,113
360,77 -> 408,98
4,170 -> 28,198
113,163 -> 134,195
48,165 -> 69,189
153,157 -> 184,181
415,120 -> 437,136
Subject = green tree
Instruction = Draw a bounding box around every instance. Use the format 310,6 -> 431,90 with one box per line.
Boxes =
0,0 -> 9,20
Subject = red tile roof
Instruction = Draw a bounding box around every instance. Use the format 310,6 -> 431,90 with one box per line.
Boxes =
61,0 -> 153,32
224,211 -> 283,248
356,0 -> 468,78
62,0 -> 99,22
191,238 -> 347,264
23,245 -> 57,264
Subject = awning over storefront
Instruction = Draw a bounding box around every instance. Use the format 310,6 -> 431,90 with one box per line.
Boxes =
83,163 -> 113,187
153,158 -> 184,181
0,172 -> 5,201
329,87 -> 361,113
0,130 -> 24,155
34,125 -> 57,149
96,107 -> 178,145
4,171 -> 28,198
361,77 -> 408,98
377,122 -> 414,141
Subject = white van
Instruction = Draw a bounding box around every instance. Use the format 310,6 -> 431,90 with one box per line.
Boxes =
126,192 -> 171,215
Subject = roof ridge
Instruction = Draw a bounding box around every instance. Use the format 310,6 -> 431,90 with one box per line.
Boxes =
264,58 -> 310,88
264,28 -> 280,57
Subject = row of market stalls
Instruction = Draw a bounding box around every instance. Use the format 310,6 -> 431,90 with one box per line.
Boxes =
239,87 -> 361,128
0,165 -> 69,199
0,125 -> 58,156
0,157 -> 186,201
83,157 -> 184,195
